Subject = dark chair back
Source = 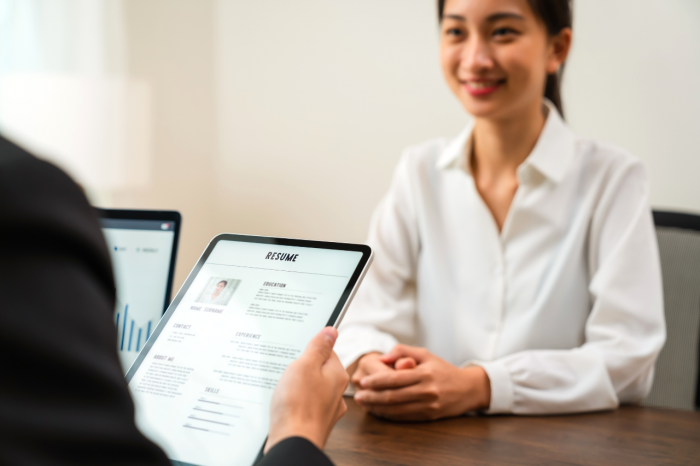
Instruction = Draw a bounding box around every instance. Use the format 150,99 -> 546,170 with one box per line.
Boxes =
643,210 -> 700,411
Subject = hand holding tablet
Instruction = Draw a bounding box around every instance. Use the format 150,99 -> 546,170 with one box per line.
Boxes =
127,234 -> 372,466
266,327 -> 348,453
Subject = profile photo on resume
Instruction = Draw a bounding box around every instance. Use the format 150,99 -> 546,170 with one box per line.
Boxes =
196,277 -> 241,306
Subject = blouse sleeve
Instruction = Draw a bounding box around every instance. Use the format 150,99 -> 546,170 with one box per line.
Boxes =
335,151 -> 421,368
473,160 -> 667,414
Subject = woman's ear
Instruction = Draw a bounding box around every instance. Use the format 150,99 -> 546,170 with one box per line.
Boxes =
546,27 -> 572,74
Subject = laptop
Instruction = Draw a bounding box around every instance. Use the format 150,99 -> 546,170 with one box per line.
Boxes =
97,209 -> 182,373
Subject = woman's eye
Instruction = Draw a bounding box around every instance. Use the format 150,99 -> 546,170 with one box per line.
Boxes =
445,27 -> 464,37
493,27 -> 516,37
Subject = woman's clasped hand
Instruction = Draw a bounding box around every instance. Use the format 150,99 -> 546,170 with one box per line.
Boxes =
352,346 -> 491,421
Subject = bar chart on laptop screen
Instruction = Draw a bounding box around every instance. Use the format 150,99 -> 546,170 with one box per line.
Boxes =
101,219 -> 175,373
115,300 -> 154,354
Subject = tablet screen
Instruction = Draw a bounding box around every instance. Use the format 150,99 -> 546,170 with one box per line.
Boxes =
101,218 -> 177,372
127,237 -> 368,466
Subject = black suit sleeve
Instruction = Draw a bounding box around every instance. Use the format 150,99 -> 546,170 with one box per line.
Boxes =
0,136 -> 336,466
0,136 -> 170,466
257,438 -> 335,466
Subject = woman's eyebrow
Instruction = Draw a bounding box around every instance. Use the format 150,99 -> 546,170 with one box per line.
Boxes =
443,12 -> 526,22
443,14 -> 466,21
486,12 -> 526,22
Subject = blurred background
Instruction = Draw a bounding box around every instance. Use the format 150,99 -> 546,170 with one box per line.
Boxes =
1,0 -> 699,291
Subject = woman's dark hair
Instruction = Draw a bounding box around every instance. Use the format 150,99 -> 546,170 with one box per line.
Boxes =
437,0 -> 572,116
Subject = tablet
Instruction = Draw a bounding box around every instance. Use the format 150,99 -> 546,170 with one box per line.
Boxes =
126,234 -> 372,466
97,208 -> 181,373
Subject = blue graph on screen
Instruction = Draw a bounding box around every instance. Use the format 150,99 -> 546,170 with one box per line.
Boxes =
115,303 -> 153,353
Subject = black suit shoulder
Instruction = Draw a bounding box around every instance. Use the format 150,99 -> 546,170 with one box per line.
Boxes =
0,137 -> 333,466
0,136 -> 170,466
0,137 -> 114,289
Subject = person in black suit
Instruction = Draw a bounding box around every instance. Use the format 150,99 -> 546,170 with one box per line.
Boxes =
0,135 -> 346,466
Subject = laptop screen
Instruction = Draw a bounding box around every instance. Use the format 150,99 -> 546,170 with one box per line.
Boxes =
100,217 -> 178,372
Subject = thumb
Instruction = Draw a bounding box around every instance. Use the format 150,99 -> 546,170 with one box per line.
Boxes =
380,344 -> 425,364
301,327 -> 337,365
394,356 -> 417,370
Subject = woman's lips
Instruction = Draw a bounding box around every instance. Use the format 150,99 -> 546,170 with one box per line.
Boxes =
462,79 -> 504,96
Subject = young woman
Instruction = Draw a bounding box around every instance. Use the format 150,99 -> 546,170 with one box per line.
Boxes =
335,0 -> 665,420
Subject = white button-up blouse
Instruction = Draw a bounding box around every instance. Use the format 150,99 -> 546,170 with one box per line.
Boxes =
336,102 -> 666,414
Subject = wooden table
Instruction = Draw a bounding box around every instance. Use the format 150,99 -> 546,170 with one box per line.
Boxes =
325,399 -> 700,466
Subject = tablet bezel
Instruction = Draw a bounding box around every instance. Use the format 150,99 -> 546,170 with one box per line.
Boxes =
124,233 -> 372,465
125,232 -> 372,381
97,208 -> 182,314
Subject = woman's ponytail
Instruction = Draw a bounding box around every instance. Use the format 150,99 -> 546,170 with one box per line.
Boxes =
544,68 -> 564,117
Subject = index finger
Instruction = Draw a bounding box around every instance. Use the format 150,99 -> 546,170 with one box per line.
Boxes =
358,354 -> 392,375
359,367 -> 422,390
380,344 -> 428,365
351,355 -> 392,385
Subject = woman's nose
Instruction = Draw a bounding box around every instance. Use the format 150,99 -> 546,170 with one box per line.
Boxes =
460,37 -> 494,73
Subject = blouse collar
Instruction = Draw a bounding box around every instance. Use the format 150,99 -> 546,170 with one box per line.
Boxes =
436,99 -> 576,184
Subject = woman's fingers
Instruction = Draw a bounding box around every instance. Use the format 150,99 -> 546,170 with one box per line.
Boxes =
363,400 -> 440,422
394,357 -> 417,370
379,344 -> 428,365
358,366 -> 423,390
351,353 -> 392,386
355,381 -> 434,406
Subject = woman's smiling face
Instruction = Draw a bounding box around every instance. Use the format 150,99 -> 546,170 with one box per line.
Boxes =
440,0 -> 567,120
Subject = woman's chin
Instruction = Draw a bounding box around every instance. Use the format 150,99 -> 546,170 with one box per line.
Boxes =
460,99 -> 507,120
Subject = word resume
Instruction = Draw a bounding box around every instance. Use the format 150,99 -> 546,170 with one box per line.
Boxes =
129,239 -> 363,466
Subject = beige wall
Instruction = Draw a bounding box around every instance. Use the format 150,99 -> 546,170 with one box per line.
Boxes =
213,0 -> 466,242
114,0 -> 469,293
5,0 -> 697,294
113,0 -> 223,291
564,0 -> 700,213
